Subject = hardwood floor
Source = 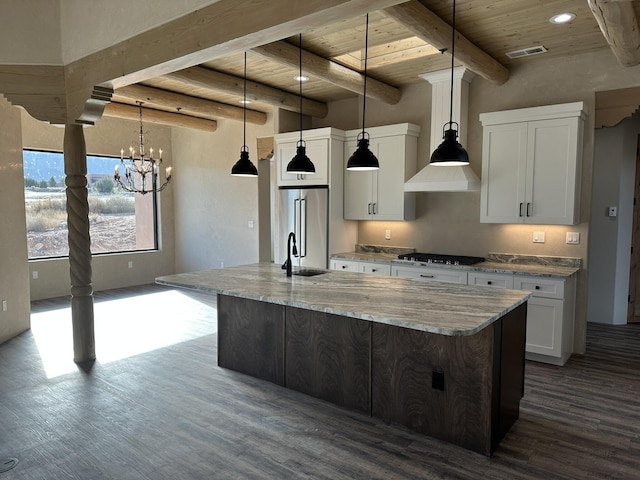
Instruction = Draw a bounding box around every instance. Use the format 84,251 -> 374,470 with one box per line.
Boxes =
1,285 -> 639,479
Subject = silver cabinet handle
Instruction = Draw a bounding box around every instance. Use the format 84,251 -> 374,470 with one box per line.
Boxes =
342,265 -> 348,269
372,203 -> 377,215
526,203 -> 531,217
368,203 -> 372,214
519,203 -> 524,217
420,274 -> 435,278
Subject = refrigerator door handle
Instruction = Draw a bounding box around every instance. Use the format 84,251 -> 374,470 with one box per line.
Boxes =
294,198 -> 301,257
300,197 -> 307,257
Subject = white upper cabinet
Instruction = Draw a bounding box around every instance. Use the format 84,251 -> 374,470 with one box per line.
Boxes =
479,102 -> 586,225
343,123 -> 419,221
275,127 -> 345,187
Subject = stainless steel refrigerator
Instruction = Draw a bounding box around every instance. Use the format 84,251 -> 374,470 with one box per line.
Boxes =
275,187 -> 329,269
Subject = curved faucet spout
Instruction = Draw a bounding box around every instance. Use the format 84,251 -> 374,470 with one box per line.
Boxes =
285,232 -> 297,277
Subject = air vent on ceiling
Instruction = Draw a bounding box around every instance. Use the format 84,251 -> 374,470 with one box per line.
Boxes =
505,45 -> 548,59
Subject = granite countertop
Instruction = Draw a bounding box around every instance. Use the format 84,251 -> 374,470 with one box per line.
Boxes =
331,251 -> 580,278
157,263 -> 530,337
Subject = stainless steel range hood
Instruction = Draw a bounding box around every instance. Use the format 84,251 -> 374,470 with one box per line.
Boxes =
405,67 -> 480,192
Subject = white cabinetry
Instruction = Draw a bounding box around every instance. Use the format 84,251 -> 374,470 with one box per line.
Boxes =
330,259 -> 391,276
514,275 -> 575,366
330,259 -> 360,273
479,102 -> 586,225
470,271 -> 575,366
391,264 -> 468,284
344,123 -> 419,221
275,127 -> 344,187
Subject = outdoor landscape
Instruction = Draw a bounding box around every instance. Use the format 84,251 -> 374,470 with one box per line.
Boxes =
23,150 -> 143,258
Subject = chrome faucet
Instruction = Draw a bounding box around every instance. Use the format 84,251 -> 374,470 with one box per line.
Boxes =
283,232 -> 297,277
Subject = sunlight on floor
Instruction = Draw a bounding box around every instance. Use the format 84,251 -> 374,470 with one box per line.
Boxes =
31,289 -> 217,379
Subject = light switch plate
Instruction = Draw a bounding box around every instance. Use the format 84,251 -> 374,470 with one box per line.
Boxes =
385,229 -> 391,240
533,231 -> 545,243
566,232 -> 580,244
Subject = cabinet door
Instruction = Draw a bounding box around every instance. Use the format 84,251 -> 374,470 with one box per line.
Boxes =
480,122 -> 528,223
360,262 -> 391,276
344,139 -> 374,220
372,136 -> 408,220
526,118 -> 581,225
525,296 -> 564,357
330,259 -> 360,272
277,138 -> 329,187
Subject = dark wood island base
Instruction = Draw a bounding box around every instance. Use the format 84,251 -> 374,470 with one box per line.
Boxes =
218,294 -> 526,456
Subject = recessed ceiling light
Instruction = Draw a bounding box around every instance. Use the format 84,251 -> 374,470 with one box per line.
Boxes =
549,12 -> 576,24
294,75 -> 309,82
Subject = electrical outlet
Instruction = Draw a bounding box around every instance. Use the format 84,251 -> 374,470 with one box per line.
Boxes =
566,232 -> 580,244
532,231 -> 545,243
128,261 -> 133,269
2,300 -> 7,312
248,220 -> 254,229
385,229 -> 391,240
32,271 -> 38,279
608,206 -> 617,217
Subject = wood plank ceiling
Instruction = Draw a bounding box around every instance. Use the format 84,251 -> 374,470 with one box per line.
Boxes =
105,0 -> 640,131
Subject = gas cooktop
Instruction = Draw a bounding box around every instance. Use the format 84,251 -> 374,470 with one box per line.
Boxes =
397,253 -> 485,266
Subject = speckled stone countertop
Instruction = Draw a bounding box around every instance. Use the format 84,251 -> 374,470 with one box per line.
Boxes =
156,263 -> 530,337
331,250 -> 580,278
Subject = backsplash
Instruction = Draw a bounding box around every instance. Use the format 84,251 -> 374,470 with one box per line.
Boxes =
355,244 -> 415,256
487,252 -> 582,269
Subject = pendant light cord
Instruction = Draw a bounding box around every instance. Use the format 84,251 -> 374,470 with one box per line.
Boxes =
243,51 -> 247,149
362,14 -> 369,137
299,33 -> 303,144
448,0 -> 456,127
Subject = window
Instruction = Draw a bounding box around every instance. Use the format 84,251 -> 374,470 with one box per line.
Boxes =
24,149 -> 157,259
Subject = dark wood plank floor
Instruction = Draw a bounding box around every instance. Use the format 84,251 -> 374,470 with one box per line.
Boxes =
1,284 -> 639,479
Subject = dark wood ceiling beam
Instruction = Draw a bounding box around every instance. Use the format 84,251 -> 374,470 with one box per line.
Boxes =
114,83 -> 267,125
252,41 -> 402,105
164,66 -> 328,118
382,0 -> 509,85
103,102 -> 218,132
588,0 -> 640,67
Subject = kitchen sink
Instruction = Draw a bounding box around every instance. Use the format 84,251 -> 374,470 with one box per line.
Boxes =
293,269 -> 327,277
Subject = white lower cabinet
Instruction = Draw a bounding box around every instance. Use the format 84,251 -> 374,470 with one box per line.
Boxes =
330,259 -> 360,273
471,271 -> 575,365
391,265 -> 468,284
361,262 -> 391,276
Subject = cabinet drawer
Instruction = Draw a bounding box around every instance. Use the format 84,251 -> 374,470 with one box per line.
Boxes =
467,272 -> 514,289
361,262 -> 391,276
513,275 -> 564,299
330,259 -> 360,273
391,265 -> 468,284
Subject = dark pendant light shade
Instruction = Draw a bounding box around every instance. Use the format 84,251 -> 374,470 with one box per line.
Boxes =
287,34 -> 315,174
287,140 -> 316,174
346,13 -> 379,172
231,52 -> 258,177
347,132 -> 379,171
430,0 -> 470,167
430,122 -> 469,166
231,146 -> 258,176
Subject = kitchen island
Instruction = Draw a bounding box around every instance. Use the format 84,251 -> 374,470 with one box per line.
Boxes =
157,263 -> 530,455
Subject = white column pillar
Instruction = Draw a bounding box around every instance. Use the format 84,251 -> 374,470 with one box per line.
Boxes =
64,124 -> 95,365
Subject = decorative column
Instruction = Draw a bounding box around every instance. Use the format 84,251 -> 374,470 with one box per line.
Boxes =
64,124 -> 95,364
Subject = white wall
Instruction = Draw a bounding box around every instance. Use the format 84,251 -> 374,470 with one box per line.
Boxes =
588,112 -> 640,324
0,98 -> 31,344
21,111 -> 176,300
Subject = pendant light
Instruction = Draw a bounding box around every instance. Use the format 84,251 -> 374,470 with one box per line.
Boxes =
430,0 -> 469,166
286,34 -> 315,174
231,52 -> 258,177
347,13 -> 379,171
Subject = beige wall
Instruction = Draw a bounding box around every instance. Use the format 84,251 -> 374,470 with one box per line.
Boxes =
315,48 -> 640,355
21,111 -> 176,300
0,98 -> 30,344
172,112 -> 276,272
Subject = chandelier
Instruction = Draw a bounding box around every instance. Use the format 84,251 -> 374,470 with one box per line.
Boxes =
114,102 -> 172,194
